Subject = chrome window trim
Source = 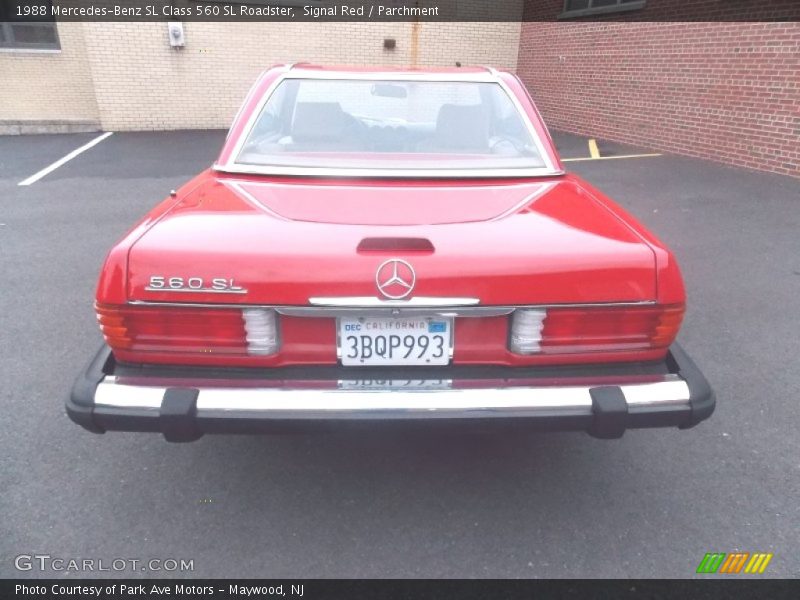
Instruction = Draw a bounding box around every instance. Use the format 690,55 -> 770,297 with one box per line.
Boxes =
215,163 -> 563,179
224,68 -> 274,142
217,70 -> 560,178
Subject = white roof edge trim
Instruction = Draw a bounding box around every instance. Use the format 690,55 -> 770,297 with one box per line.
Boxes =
213,163 -> 565,179
280,69 -> 504,82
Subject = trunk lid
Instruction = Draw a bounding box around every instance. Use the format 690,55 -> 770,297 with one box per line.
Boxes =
127,175 -> 657,305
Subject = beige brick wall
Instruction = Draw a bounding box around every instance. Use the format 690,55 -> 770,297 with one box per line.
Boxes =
80,21 -> 521,131
0,20 -> 520,131
415,22 -> 520,68
0,22 -> 99,123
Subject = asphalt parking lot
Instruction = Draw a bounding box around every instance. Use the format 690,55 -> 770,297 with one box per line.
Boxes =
1,130 -> 798,578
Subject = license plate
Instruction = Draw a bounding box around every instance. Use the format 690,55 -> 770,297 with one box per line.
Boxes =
338,379 -> 452,390
338,317 -> 452,366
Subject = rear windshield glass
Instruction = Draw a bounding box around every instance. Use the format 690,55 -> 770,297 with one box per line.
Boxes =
235,79 -> 546,171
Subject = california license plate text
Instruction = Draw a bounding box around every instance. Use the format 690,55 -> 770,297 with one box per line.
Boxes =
338,318 -> 451,366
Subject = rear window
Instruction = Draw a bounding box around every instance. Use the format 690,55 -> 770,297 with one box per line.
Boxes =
235,78 -> 546,172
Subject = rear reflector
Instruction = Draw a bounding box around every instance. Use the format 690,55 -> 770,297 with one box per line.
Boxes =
96,304 -> 279,359
509,304 -> 684,355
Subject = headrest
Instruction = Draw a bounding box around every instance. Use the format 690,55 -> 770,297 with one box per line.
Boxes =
291,102 -> 349,143
434,104 -> 490,151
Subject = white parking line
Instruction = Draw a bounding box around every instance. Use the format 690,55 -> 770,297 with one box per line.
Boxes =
17,132 -> 114,186
562,153 -> 662,163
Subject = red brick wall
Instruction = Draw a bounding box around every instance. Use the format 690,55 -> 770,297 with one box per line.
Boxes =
516,22 -> 800,177
523,0 -> 800,21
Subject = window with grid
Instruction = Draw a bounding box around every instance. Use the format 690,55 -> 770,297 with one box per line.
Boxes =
560,0 -> 646,19
1,1 -> 59,50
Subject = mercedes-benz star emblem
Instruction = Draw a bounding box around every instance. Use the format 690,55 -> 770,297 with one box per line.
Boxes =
375,259 -> 416,300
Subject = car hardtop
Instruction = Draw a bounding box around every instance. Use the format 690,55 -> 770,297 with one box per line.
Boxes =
214,64 -> 563,179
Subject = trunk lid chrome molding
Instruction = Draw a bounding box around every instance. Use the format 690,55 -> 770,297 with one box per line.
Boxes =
127,299 -> 655,318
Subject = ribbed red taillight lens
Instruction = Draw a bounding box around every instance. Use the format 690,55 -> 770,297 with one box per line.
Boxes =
96,303 -> 279,358
509,304 -> 684,355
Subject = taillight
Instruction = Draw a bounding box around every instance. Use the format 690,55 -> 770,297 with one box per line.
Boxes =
509,304 -> 684,355
242,308 -> 279,355
509,309 -> 547,354
96,304 -> 279,358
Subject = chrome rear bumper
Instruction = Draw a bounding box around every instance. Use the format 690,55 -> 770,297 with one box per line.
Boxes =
92,376 -> 690,418
67,344 -> 714,442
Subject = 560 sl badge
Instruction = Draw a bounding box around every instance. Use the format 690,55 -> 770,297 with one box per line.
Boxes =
145,276 -> 247,294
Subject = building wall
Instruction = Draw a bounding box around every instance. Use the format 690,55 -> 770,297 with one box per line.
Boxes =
517,22 -> 800,177
0,22 -> 99,124
1,20 -> 520,132
77,21 -> 520,131
523,0 -> 800,21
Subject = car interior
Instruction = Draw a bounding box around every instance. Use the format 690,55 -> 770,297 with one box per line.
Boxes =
238,80 -> 542,162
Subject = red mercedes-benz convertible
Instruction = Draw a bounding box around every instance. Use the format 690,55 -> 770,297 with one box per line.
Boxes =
68,64 -> 714,442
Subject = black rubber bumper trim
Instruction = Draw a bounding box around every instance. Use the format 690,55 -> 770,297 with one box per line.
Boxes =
669,343 -> 716,429
66,344 -> 113,434
588,386 -> 628,439
160,388 -> 202,443
67,342 -> 714,440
